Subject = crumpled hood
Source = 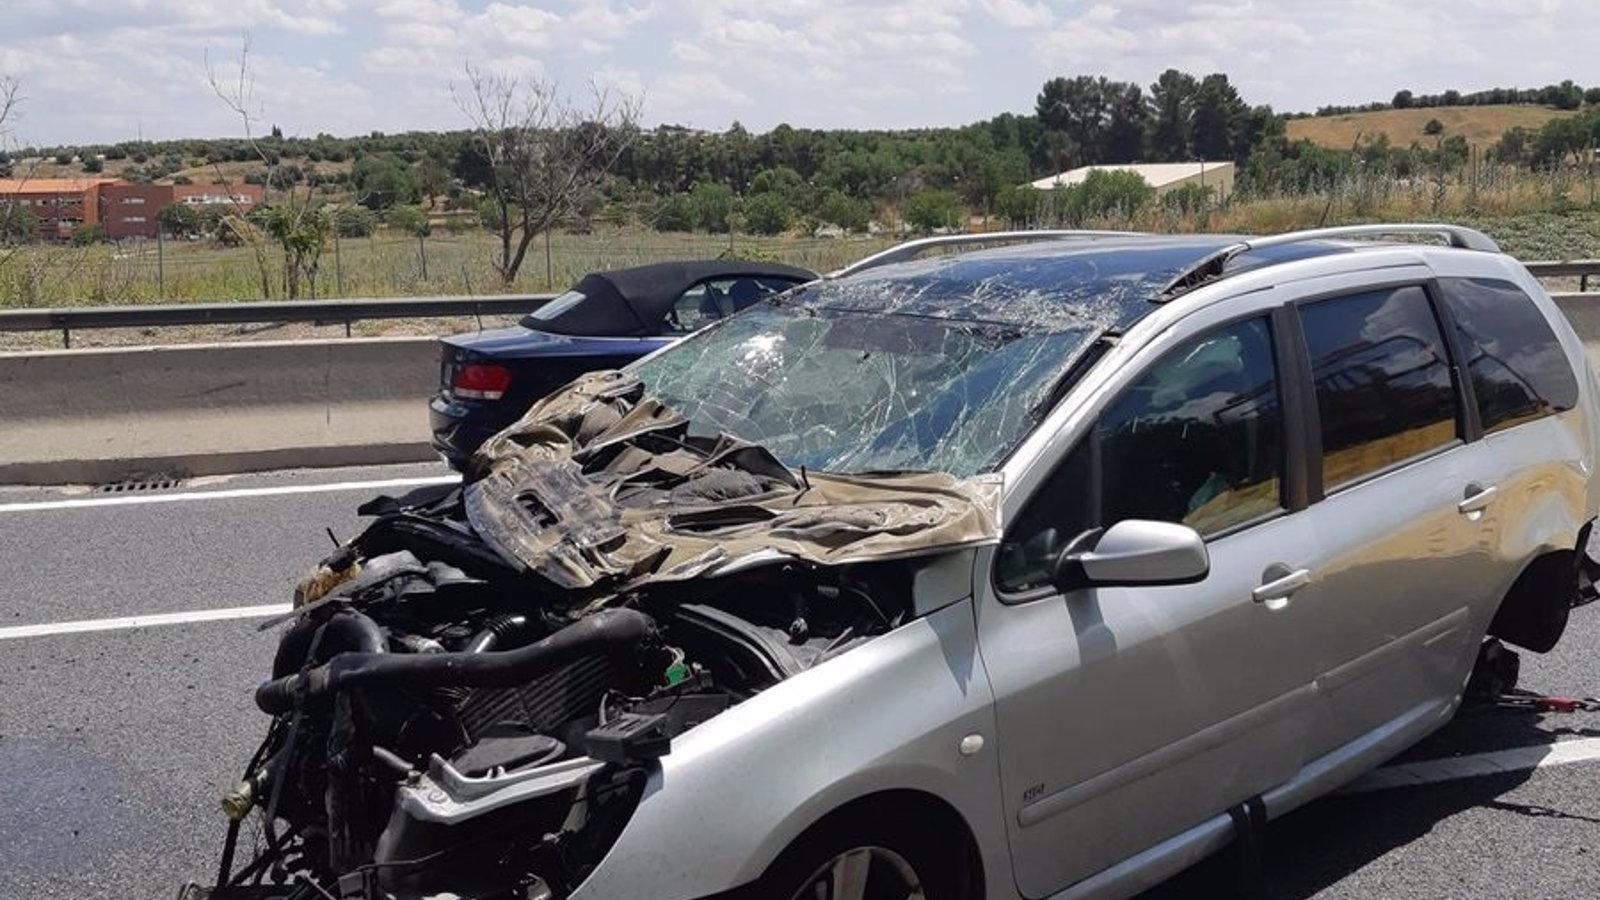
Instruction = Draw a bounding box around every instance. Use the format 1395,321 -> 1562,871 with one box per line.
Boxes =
462,369 -> 1001,591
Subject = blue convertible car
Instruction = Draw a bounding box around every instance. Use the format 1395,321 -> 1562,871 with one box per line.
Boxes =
429,259 -> 816,468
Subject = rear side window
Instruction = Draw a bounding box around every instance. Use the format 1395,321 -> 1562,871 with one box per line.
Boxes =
1437,277 -> 1578,434
1300,286 -> 1459,490
1099,316 -> 1284,536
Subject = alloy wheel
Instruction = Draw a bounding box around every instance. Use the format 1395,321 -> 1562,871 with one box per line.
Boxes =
787,845 -> 928,900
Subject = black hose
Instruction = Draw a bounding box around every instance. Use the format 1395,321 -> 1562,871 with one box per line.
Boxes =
256,609 -> 654,714
272,609 -> 386,679
464,613 -> 533,653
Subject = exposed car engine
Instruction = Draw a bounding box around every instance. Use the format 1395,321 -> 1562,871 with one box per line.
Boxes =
192,370 -> 999,900
205,483 -> 917,899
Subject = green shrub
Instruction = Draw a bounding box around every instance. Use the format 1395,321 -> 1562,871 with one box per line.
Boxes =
688,181 -> 736,232
0,201 -> 37,244
81,156 -> 103,173
818,191 -> 872,232
158,203 -> 202,238
742,192 -> 792,235
902,190 -> 963,233
384,204 -> 431,237
652,194 -> 696,232
333,206 -> 377,238
70,223 -> 105,246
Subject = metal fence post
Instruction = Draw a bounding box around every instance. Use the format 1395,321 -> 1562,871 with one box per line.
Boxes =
156,230 -> 165,297
334,229 -> 344,296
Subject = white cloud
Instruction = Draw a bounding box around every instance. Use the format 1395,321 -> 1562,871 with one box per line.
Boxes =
1,0 -> 1598,142
981,0 -> 1054,28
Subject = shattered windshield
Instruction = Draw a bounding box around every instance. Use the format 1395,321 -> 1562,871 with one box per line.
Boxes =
634,304 -> 1095,476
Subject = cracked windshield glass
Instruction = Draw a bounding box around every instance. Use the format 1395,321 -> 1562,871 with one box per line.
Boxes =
636,299 -> 1095,476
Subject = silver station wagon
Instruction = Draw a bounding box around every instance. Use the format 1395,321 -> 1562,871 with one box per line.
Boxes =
189,225 -> 1599,900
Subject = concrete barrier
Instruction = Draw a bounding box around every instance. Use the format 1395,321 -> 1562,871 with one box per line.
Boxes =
0,337 -> 442,485
5,295 -> 1600,486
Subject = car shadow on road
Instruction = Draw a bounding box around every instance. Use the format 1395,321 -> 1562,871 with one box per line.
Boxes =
1135,709 -> 1595,899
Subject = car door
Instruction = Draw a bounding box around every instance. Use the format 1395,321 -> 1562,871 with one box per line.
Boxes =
978,305 -> 1317,897
1278,277 -> 1503,761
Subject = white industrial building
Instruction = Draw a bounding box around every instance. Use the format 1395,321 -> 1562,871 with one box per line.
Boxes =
1028,161 -> 1235,199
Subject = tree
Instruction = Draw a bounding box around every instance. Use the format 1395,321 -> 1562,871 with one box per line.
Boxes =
1190,73 -> 1248,161
1149,69 -> 1198,161
688,180 -> 735,232
1037,75 -> 1110,167
158,202 -> 202,238
818,190 -> 871,232
70,222 -> 104,245
81,155 -> 103,173
207,39 -> 329,299
1104,82 -> 1149,162
352,153 -> 418,210
1423,118 -> 1445,136
742,191 -> 791,235
416,155 -> 450,209
1392,90 -> 1414,109
456,63 -> 638,286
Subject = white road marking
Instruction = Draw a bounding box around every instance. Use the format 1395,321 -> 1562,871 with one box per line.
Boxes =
0,475 -> 456,514
1344,737 -> 1600,794
0,603 -> 294,640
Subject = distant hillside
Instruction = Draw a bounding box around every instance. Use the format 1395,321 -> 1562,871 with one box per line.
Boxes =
1287,104 -> 1580,150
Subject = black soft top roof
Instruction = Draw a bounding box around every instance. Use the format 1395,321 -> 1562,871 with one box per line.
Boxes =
532,259 -> 816,336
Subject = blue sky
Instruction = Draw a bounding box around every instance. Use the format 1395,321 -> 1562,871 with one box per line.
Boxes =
0,1 -> 1594,145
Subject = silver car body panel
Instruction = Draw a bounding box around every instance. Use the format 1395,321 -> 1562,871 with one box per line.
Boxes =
559,241 -> 1598,900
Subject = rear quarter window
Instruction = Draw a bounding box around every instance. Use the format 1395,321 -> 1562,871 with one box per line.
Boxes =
1437,277 -> 1579,434
1300,286 -> 1460,490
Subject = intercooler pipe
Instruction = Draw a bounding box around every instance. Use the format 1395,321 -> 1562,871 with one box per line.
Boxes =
255,608 -> 655,714
271,609 -> 387,680
464,613 -> 534,653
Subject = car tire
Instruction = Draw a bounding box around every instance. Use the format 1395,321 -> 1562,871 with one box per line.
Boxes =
752,804 -> 975,900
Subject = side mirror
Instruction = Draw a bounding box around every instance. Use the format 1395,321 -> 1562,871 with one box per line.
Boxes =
1053,519 -> 1210,591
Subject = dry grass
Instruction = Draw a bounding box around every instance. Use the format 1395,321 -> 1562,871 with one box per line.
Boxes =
1287,105 -> 1580,150
0,226 -> 895,309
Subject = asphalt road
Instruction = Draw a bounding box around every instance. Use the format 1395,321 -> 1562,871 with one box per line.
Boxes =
1,462 -> 1597,900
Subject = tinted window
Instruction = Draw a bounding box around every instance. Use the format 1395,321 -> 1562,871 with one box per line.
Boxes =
1300,286 -> 1458,489
1100,317 -> 1284,536
1438,277 -> 1578,434
996,439 -> 1093,593
664,277 -> 796,334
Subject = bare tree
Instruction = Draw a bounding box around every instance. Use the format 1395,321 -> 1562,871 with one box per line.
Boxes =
207,39 -> 330,300
455,64 -> 638,287
0,77 -> 32,258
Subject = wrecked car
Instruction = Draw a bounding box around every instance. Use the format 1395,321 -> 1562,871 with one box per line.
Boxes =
188,226 -> 1600,900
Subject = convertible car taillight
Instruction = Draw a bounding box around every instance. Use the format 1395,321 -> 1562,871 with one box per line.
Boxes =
452,363 -> 512,400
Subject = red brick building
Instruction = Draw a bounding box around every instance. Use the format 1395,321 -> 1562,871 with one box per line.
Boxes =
99,181 -> 171,239
0,178 -> 116,240
0,178 -> 265,241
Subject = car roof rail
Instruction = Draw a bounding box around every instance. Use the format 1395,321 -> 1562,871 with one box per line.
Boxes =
830,229 -> 1144,278
1156,223 -> 1501,302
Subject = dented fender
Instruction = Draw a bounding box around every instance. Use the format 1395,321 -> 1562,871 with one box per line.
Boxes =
570,598 -> 1014,900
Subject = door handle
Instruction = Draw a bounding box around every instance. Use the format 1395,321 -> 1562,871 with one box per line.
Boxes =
1458,483 -> 1498,515
1253,567 -> 1311,605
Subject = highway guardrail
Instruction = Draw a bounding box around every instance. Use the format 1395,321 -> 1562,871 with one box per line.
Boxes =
0,294 -> 559,347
